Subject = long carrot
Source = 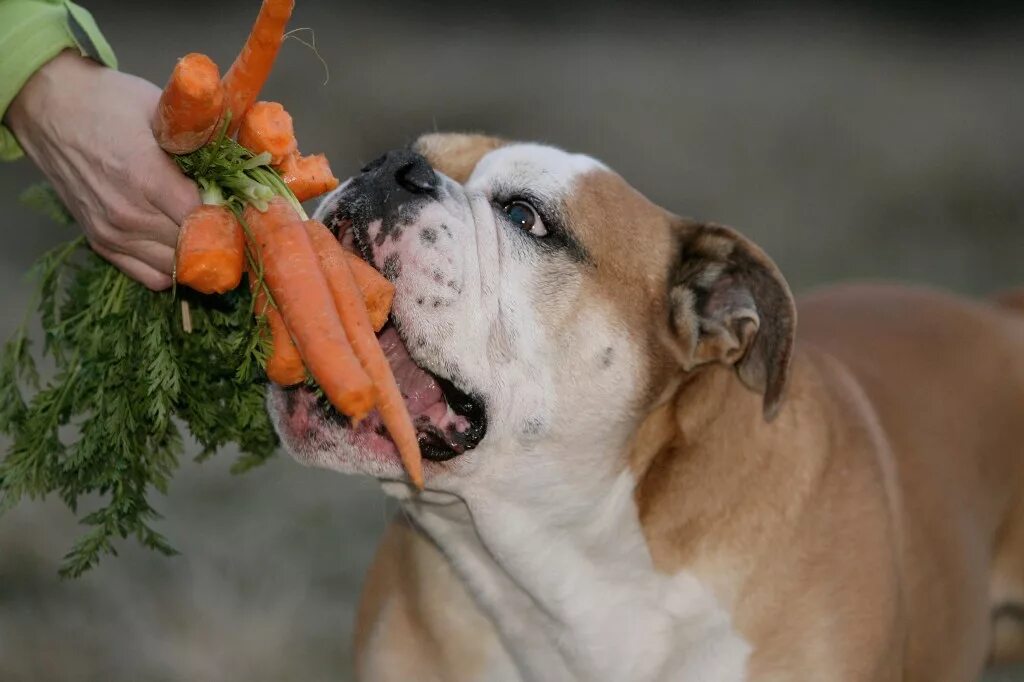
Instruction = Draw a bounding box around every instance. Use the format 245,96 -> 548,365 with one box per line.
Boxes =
175,204 -> 245,294
305,219 -> 423,488
237,101 -> 298,165
153,53 -> 225,155
277,152 -> 340,202
244,197 -> 374,420
342,250 -> 394,332
247,264 -> 306,386
222,0 -> 295,136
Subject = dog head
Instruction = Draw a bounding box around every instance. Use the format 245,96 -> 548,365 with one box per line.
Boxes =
269,133 -> 795,494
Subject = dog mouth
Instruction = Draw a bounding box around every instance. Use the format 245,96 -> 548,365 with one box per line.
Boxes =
277,217 -> 487,464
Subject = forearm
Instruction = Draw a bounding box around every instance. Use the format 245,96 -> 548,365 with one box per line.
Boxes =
0,0 -> 116,160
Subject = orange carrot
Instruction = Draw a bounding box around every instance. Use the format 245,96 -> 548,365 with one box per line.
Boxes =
342,250 -> 394,332
277,152 -> 340,202
153,53 -> 225,155
175,204 -> 245,294
237,101 -> 298,165
247,265 -> 306,386
222,0 -> 295,135
305,219 -> 423,488
244,197 -> 374,420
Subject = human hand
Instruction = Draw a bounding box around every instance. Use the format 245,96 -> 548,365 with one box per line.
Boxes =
5,50 -> 200,290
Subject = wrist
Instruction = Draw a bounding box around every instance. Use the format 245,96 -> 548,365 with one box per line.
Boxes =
4,50 -> 100,134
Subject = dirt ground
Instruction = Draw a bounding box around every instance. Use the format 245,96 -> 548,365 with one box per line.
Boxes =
1,1 -> 1022,680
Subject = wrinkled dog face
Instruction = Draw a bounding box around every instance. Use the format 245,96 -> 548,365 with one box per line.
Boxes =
269,133 -> 739,493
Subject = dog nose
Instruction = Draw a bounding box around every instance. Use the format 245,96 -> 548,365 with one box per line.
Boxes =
361,149 -> 438,195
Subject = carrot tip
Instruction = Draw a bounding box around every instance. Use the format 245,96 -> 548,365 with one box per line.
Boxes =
153,53 -> 225,155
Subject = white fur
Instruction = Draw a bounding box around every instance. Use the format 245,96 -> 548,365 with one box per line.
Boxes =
390,468 -> 751,682
287,143 -> 750,680
469,143 -> 609,204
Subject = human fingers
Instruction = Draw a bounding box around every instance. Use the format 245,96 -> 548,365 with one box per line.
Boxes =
89,239 -> 173,291
142,146 -> 202,227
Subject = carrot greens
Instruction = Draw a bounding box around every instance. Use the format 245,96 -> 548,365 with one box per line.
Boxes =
0,150 -> 285,578
0,0 -> 420,577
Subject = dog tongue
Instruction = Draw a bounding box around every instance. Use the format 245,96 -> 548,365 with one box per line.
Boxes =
378,327 -> 443,415
377,327 -> 472,444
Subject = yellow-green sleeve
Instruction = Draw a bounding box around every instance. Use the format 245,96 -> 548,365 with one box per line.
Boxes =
0,0 -> 117,161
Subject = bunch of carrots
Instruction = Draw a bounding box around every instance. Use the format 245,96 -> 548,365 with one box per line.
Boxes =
151,0 -> 423,487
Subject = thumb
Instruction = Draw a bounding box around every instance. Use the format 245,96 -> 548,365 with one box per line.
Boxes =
145,149 -> 201,226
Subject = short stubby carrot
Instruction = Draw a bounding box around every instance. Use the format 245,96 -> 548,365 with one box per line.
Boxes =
175,204 -> 245,294
277,153 -> 340,202
247,264 -> 306,386
243,197 -> 374,420
153,53 -> 225,155
237,101 -> 298,165
342,250 -> 394,332
223,0 -> 295,135
305,219 -> 423,488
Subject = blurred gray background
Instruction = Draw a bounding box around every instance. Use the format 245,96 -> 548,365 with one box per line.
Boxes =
2,0 -> 1023,679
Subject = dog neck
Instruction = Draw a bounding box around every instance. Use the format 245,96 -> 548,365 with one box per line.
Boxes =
391,367 -> 768,681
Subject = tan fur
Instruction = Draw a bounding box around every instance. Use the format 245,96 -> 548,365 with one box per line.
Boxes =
355,517 -> 503,681
564,170 -> 797,414
989,292 -> 1024,664
565,170 -> 676,331
629,285 -> 1024,680
414,133 -> 507,184
353,134 -> 1024,680
560,170 -> 680,407
631,347 -> 907,679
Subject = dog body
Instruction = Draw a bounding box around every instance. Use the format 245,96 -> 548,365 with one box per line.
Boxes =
273,134 -> 1024,680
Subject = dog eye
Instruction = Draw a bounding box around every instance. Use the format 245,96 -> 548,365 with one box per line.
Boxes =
502,201 -> 547,237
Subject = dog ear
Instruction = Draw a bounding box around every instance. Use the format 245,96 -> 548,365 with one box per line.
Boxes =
665,222 -> 796,420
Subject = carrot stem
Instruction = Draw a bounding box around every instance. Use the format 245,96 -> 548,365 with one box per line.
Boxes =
181,300 -> 193,333
198,178 -> 225,206
249,166 -> 305,217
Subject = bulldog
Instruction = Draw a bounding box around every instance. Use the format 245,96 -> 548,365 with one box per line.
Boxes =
270,133 -> 1024,681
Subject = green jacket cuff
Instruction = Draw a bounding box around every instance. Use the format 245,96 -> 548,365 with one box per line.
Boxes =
0,0 -> 118,161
